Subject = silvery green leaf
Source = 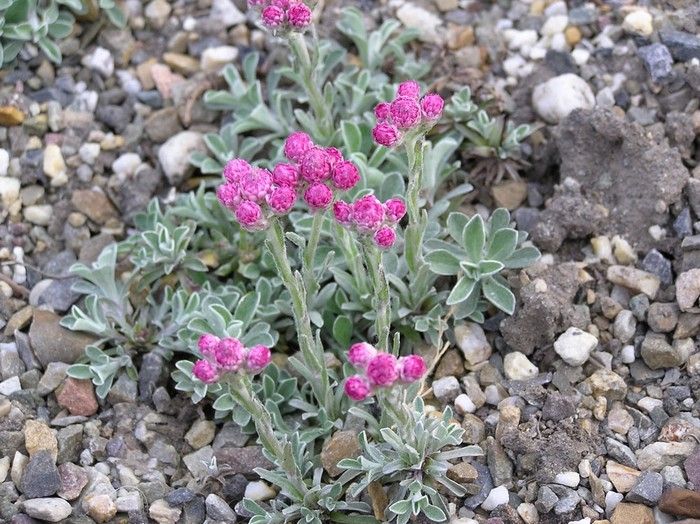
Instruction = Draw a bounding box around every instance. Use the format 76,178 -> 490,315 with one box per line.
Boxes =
66,364 -> 92,380
478,259 -> 504,276
421,504 -> 447,522
482,276 -> 515,314
341,120 -> 362,152
424,249 -> 460,276
446,277 -> 475,305
446,212 -> 468,244
48,13 -> 73,39
234,292 -> 260,325
462,213 -> 485,263
57,0 -> 83,10
504,245 -> 541,269
213,393 -> 235,411
487,227 -> 517,260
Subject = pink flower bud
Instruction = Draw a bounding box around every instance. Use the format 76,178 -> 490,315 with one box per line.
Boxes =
390,96 -> 421,129
270,0 -> 292,7
193,359 -> 219,384
384,197 -> 407,222
262,5 -> 285,27
239,168 -> 273,202
215,338 -> 246,371
284,131 -> 314,162
268,185 -> 297,214
287,2 -> 312,28
223,158 -> 252,184
372,122 -> 401,147
246,345 -> 272,374
331,160 -> 360,190
366,353 -> 399,387
344,375 -> 372,401
373,227 -> 397,249
197,333 -> 220,357
272,163 -> 299,187
325,147 -> 344,168
420,93 -> 444,120
235,200 -> 265,229
352,195 -> 385,232
333,201 -> 353,225
216,183 -> 240,210
304,182 -> 333,210
300,147 -> 332,182
348,342 -> 378,369
374,102 -> 391,121
398,355 -> 427,383
248,0 -> 266,6
397,80 -> 421,99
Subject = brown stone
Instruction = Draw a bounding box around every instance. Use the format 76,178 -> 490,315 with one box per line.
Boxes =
659,487 -> 700,518
71,189 -> 118,225
435,349 -> 464,379
610,502 -> 654,524
57,462 -> 88,500
55,378 -> 98,416
213,446 -> 274,478
565,26 -> 582,46
24,420 -> 58,461
0,106 -> 25,126
606,461 -> 641,493
368,481 -> 388,521
447,461 -> 478,483
491,180 -> 528,210
321,431 -> 360,477
163,53 -> 200,75
150,63 -> 185,99
28,310 -> 96,367
4,305 -> 33,336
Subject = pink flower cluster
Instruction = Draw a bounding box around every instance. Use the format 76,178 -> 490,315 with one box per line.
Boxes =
344,342 -> 427,401
248,0 -> 312,31
333,195 -> 406,249
192,333 -> 272,384
217,132 -> 360,230
372,80 -> 445,147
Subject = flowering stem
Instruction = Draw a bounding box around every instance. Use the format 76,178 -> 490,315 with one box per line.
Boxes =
404,138 -> 427,275
363,244 -> 391,352
266,218 -> 333,416
288,32 -> 333,142
335,226 -> 369,296
302,212 -> 324,297
229,375 -> 308,500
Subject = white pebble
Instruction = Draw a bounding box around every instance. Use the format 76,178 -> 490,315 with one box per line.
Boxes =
0,176 -> 20,208
532,74 -> 594,124
81,47 -> 114,77
622,10 -> 653,37
79,143 -> 101,165
454,394 -> 477,415
481,485 -> 509,511
637,397 -> 663,413
605,491 -> 623,514
504,29 -> 538,50
0,149 -> 8,177
244,481 -> 276,501
517,502 -> 539,524
503,352 -> 538,380
544,0 -> 567,16
550,32 -> 570,52
554,471 -> 580,488
24,205 -> 53,226
112,153 -> 143,176
541,15 -> 569,36
554,327 -> 598,366
621,345 -> 636,364
571,48 -> 590,65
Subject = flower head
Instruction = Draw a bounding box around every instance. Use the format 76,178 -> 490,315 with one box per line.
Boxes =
261,5 -> 286,27
398,355 -> 427,383
239,168 -> 273,202
268,185 -> 297,214
216,183 -> 240,210
287,2 -> 312,28
325,147 -> 344,168
372,123 -> 401,147
235,200 -> 265,230
284,131 -> 313,162
348,342 -> 378,369
366,353 -> 399,387
390,96 -> 421,129
397,80 -> 421,99
193,359 -> 219,384
352,195 -> 385,232
344,375 -> 372,401
300,147 -> 332,182
374,102 -> 391,121
373,226 -> 396,249
304,182 -> 333,210
331,161 -> 360,190
198,334 -> 220,357
420,93 -> 444,120
272,163 -> 299,187
223,159 -> 252,184
246,345 -> 272,374
333,201 -> 353,225
384,197 -> 407,222
215,338 -> 246,371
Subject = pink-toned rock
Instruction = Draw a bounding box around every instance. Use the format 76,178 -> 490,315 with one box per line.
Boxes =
55,378 -> 98,416
684,449 -> 700,490
57,463 -> 88,500
150,63 -> 185,99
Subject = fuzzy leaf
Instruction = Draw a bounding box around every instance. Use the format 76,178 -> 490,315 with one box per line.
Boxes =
462,213 -> 485,263
446,276 -> 476,305
503,246 -> 540,269
482,276 -> 515,314
446,212 -> 468,244
424,249 -> 460,276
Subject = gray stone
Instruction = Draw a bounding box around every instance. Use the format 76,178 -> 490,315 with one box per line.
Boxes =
641,334 -> 691,369
56,425 -> 83,464
0,344 -> 25,381
38,278 -> 81,313
535,485 -> 558,513
659,29 -> 700,61
22,498 -> 72,522
37,362 -> 70,396
431,376 -> 461,403
638,44 -> 674,84
28,310 -> 95,367
647,303 -> 679,333
606,438 -> 637,468
626,470 -> 663,505
214,446 -> 274,479
107,374 -> 137,404
20,451 -> 60,498
166,487 -> 195,506
205,493 -> 237,522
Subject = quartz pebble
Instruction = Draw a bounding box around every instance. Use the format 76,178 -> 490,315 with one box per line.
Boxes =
553,327 -> 597,366
503,352 -> 538,380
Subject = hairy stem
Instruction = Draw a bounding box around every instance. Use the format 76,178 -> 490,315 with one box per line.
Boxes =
266,218 -> 332,416
404,138 -> 427,275
302,211 -> 324,298
363,244 -> 391,352
288,32 -> 333,142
